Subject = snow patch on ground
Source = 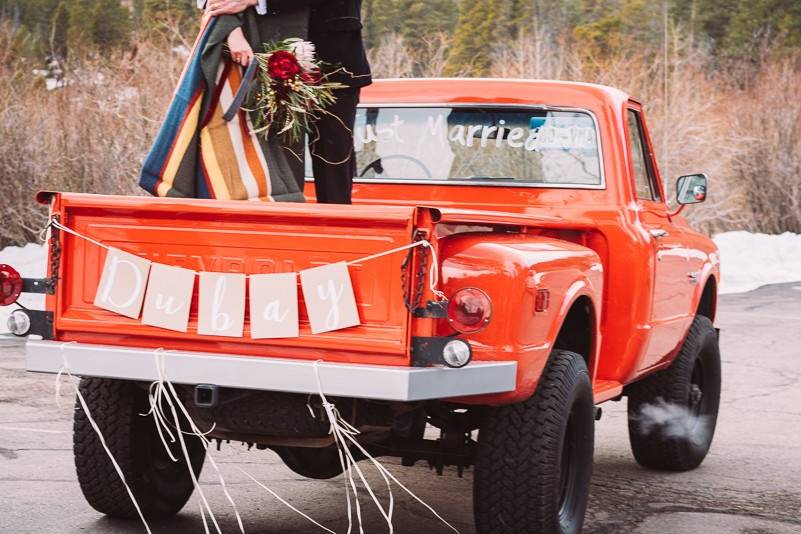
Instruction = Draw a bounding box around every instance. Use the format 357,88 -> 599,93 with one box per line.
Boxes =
714,231 -> 801,294
0,243 -> 47,334
0,231 -> 798,332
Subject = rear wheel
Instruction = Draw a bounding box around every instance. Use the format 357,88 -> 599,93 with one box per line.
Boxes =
474,350 -> 595,534
73,378 -> 206,519
627,315 -> 721,471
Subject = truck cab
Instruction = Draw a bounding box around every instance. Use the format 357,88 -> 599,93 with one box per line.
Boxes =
3,79 -> 721,534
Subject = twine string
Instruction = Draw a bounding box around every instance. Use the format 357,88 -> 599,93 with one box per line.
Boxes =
42,217 -> 446,300
312,360 -> 460,534
150,349 -> 242,534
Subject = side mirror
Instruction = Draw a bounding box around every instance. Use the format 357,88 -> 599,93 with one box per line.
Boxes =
676,173 -> 708,205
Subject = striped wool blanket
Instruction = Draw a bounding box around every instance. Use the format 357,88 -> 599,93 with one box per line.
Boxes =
138,15 -> 305,202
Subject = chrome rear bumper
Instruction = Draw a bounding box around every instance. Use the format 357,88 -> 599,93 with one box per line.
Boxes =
25,340 -> 517,402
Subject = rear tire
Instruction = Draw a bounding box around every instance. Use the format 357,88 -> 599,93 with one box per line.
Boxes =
627,315 -> 721,471
73,378 -> 206,519
474,350 -> 594,534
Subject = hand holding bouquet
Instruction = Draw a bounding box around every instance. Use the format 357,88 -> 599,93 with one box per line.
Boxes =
249,39 -> 346,142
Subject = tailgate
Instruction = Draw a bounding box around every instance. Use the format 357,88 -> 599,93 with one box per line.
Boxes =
44,193 -> 438,366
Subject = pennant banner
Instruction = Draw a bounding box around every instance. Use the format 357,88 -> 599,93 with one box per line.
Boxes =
94,246 -> 365,339
54,218 -> 435,340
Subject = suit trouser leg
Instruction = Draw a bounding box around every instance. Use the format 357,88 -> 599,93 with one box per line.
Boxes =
310,87 -> 360,204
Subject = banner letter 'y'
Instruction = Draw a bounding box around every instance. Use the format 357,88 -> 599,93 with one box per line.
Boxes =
300,262 -> 360,335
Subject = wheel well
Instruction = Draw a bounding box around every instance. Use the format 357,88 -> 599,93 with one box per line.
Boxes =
697,277 -> 717,321
553,296 -> 595,370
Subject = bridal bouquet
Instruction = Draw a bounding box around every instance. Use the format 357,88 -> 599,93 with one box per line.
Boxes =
250,39 -> 345,142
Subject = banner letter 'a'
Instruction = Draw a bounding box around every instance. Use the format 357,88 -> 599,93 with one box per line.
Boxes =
249,272 -> 299,339
300,262 -> 360,334
93,247 -> 152,319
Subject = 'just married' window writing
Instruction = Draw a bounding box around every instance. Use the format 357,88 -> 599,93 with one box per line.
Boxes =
352,107 -> 603,186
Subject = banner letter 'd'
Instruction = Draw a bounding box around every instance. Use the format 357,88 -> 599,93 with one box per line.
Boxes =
93,247 -> 151,319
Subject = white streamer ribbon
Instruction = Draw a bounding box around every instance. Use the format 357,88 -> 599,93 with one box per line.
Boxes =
239,469 -> 337,534
147,349 -> 244,534
45,214 -> 456,532
312,361 -> 460,534
54,342 -> 152,534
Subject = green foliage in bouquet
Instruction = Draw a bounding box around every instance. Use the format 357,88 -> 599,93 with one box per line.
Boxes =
248,38 -> 346,143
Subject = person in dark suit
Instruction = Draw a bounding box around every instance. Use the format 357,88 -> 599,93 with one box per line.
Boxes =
205,0 -> 371,204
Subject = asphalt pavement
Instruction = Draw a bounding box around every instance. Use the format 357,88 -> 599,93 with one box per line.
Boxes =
1,283 -> 800,533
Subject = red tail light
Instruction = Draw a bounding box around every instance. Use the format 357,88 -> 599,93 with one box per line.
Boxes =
447,287 -> 492,334
0,264 -> 23,306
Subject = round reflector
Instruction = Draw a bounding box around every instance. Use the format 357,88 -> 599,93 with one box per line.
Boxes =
7,309 -> 31,336
447,287 -> 492,334
443,339 -> 472,368
0,264 -> 23,307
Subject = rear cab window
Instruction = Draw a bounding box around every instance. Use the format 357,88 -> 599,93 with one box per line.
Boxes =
336,106 -> 605,188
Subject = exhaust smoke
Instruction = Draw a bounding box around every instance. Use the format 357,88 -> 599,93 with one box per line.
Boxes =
633,398 -> 711,443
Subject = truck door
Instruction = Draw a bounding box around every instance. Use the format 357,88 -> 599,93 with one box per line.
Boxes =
625,107 -> 691,370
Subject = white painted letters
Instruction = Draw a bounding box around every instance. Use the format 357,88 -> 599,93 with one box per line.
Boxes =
249,272 -> 299,339
141,263 -> 196,332
197,272 -> 246,337
93,248 -> 151,319
95,255 -> 362,337
300,262 -> 360,334
317,279 -> 344,331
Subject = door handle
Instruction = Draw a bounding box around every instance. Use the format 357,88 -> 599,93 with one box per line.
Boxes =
650,229 -> 669,238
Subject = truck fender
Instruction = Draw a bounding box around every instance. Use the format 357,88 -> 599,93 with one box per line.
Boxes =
437,232 -> 603,405
550,279 -> 602,379
512,280 -> 601,401
691,264 -> 719,322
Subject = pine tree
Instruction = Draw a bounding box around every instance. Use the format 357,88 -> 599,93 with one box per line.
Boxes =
50,1 -> 68,60
90,0 -> 131,49
66,0 -> 95,49
446,0 -> 502,75
65,0 -> 131,51
142,0 -> 197,35
363,0 -> 401,48
399,0 -> 458,44
572,0 -> 663,55
497,0 -> 532,37
131,0 -> 145,32
4,0 -> 60,53
723,0 -> 801,54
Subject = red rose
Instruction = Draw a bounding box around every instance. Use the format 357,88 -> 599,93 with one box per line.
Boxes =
267,50 -> 301,81
300,69 -> 323,85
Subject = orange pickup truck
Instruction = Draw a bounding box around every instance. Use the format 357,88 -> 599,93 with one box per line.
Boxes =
4,79 -> 721,534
